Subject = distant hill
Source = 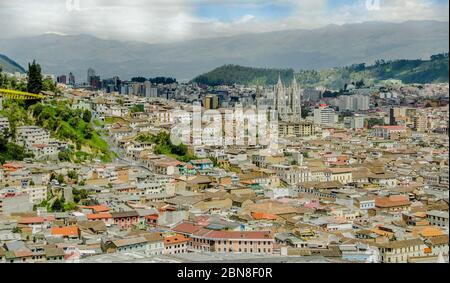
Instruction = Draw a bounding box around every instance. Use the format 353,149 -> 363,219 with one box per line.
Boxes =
193,53 -> 449,88
193,65 -> 295,86
296,53 -> 449,89
0,53 -> 26,73
0,21 -> 447,80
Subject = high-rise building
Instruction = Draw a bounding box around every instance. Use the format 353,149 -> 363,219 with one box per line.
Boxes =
335,94 -> 369,112
57,75 -> 67,84
90,75 -> 101,90
389,108 -> 396,125
413,113 -> 429,132
203,95 -> 219,109
68,72 -> 75,86
344,115 -> 366,129
87,68 -> 96,84
314,104 -> 336,126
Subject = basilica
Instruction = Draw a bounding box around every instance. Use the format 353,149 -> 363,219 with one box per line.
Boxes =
257,75 -> 303,122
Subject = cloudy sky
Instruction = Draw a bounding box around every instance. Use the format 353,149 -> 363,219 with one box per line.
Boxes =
0,0 -> 448,43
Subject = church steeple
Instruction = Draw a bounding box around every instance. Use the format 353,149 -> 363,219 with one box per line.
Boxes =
277,73 -> 283,88
292,76 -> 298,91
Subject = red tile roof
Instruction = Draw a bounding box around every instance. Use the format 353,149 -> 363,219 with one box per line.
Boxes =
51,226 -> 79,237
375,195 -> 410,208
86,213 -> 112,220
251,212 -> 277,220
172,222 -> 203,235
164,234 -> 189,244
19,216 -> 45,224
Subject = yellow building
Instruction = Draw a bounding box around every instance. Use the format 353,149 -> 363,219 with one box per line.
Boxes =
278,122 -> 315,137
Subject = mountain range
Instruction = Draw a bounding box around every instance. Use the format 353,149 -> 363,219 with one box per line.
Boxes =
0,53 -> 26,73
0,21 -> 448,81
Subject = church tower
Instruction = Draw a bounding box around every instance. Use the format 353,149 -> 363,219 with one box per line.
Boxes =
275,74 -> 286,115
291,76 -> 302,119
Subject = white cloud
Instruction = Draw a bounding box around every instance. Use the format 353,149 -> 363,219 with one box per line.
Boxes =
0,0 -> 447,43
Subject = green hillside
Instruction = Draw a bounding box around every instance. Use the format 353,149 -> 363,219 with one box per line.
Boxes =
0,100 -> 112,163
0,53 -> 26,73
193,65 -> 295,86
192,53 -> 449,89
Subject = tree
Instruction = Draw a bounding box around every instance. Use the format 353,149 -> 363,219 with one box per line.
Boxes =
12,227 -> 22,233
51,198 -> 64,212
130,104 -> 144,113
27,60 -> 43,94
42,77 -> 58,93
67,170 -> 78,181
58,149 -> 71,162
83,125 -> 94,139
56,173 -> 65,185
82,109 -> 92,123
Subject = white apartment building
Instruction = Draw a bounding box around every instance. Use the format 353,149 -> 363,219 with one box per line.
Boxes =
268,164 -> 311,185
30,143 -> 58,158
335,94 -> 370,112
314,105 -> 337,126
427,210 -> 449,228
21,186 -> 47,204
16,126 -> 50,148
344,115 -> 366,129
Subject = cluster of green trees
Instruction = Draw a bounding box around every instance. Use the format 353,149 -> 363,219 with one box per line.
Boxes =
1,60 -> 60,94
0,66 -> 27,91
192,65 -> 295,86
131,77 -> 177,84
129,104 -> 144,113
30,102 -> 95,143
0,134 -> 33,164
136,132 -> 195,162
35,173 -> 89,212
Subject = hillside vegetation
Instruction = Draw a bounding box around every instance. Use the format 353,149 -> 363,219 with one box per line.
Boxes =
193,65 -> 295,86
0,100 -> 111,163
193,53 -> 449,89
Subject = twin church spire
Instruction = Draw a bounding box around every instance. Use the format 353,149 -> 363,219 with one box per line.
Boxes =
275,74 -> 302,121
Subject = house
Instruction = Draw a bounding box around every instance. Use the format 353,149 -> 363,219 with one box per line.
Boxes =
185,176 -> 212,192
44,246 -> 65,262
2,241 -> 33,263
354,196 -> 376,210
86,213 -> 113,226
191,230 -> 274,254
4,248 -> 34,263
103,237 -> 149,253
164,234 -> 189,254
372,125 -> 409,139
324,168 -> 353,184
111,210 -> 140,229
426,210 -> 449,228
148,159 -> 182,175
375,195 -> 411,212
374,238 -> 426,263
51,226 -> 80,239
189,159 -> 214,170
15,126 -> 50,148
77,220 -> 108,235
424,235 -> 449,257
79,205 -> 110,214
143,232 -> 165,255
